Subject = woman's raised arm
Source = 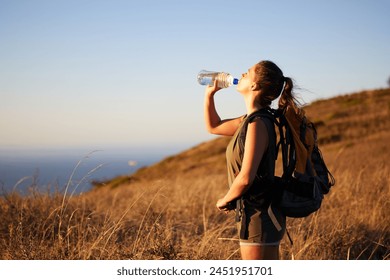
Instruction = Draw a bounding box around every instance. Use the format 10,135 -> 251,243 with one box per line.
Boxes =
204,81 -> 243,136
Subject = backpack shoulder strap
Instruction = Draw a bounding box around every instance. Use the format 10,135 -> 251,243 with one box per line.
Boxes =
244,108 -> 278,182
240,108 -> 277,151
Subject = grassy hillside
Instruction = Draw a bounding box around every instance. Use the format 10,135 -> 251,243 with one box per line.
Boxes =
1,88 -> 389,260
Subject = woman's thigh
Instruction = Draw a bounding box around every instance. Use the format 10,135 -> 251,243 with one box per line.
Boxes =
240,244 -> 279,260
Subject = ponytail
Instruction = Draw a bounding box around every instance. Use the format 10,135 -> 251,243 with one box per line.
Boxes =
278,77 -> 300,113
253,61 -> 301,112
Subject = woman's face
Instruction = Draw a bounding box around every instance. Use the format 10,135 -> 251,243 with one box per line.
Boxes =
237,64 -> 258,93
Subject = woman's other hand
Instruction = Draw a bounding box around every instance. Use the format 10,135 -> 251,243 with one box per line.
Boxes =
216,198 -> 234,213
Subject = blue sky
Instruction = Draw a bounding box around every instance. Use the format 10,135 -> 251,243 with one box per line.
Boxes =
1,0 -> 389,153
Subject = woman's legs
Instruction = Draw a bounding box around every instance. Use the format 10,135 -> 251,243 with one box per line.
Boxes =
240,244 -> 279,260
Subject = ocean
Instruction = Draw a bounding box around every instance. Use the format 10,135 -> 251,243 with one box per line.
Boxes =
0,147 -> 175,195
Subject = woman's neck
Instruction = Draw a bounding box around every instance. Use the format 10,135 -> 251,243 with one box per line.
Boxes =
243,91 -> 263,115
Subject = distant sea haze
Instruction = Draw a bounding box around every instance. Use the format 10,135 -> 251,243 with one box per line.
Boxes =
0,147 -> 172,195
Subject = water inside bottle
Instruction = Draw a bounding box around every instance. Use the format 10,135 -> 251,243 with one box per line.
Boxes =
197,70 -> 217,86
198,76 -> 213,86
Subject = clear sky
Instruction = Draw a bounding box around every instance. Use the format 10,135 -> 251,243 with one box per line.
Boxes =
1,0 -> 389,153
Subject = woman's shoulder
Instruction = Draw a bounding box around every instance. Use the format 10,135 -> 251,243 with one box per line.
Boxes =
246,117 -> 267,133
246,115 -> 273,140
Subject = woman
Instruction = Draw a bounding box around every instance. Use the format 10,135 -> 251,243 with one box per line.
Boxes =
204,60 -> 299,260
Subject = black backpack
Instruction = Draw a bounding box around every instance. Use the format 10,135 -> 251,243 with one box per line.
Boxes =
261,107 -> 336,218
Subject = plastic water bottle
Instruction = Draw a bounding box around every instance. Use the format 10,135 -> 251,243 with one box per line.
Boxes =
197,70 -> 238,88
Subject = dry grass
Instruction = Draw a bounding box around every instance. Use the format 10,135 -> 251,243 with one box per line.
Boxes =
1,88 -> 389,259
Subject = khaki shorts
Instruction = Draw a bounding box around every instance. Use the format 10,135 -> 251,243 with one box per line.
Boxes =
238,203 -> 286,246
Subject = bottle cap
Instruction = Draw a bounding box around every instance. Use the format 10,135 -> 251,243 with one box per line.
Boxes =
233,78 -> 239,85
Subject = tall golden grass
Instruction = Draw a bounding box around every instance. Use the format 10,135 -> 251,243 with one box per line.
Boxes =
1,89 -> 389,259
